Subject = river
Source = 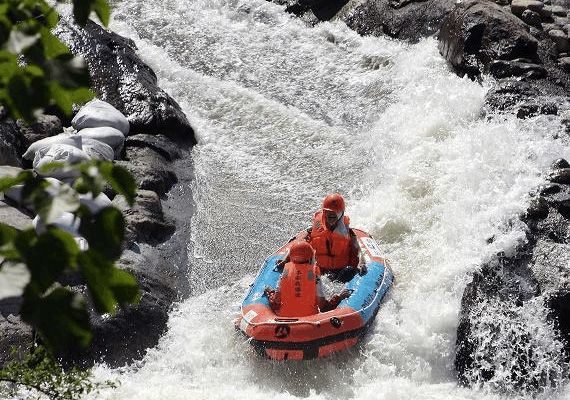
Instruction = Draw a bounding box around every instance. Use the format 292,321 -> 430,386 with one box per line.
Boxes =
90,0 -> 570,398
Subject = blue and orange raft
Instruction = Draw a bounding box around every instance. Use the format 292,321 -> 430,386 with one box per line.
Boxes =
236,228 -> 394,360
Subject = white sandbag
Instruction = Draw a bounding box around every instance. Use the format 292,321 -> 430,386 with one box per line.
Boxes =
33,212 -> 79,235
79,192 -> 112,214
4,176 -> 63,205
77,127 -> 125,157
22,133 -> 81,160
0,166 -> 25,203
33,144 -> 90,179
81,138 -> 115,161
33,213 -> 88,251
72,99 -> 130,135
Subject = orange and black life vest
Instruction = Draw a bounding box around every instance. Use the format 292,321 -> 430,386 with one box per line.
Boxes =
307,211 -> 353,271
278,262 -> 320,317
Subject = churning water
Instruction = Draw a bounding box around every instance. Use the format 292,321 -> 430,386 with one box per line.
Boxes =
89,0 -> 570,398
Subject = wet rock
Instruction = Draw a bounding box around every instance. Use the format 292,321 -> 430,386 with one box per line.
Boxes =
548,29 -> 570,52
125,134 -> 182,162
558,55 -> 570,69
516,102 -> 558,118
456,169 -> 570,387
113,190 -> 175,246
511,0 -> 545,17
551,5 -> 568,16
439,0 -> 538,76
0,314 -> 33,367
55,19 -> 195,144
547,167 -> 570,184
489,59 -> 547,78
80,249 -> 177,367
541,5 -> 555,20
547,290 -> 570,356
552,158 -> 570,169
521,9 -> 543,29
342,0 -> 456,42
16,114 -> 62,149
116,146 -> 178,195
0,119 -> 23,167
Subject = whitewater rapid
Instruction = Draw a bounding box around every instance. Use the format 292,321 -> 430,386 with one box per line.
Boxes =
90,0 -> 570,398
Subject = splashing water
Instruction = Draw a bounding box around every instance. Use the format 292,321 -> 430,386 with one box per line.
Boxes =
88,0 -> 570,398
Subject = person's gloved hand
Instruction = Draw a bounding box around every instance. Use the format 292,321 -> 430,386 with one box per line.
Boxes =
264,286 -> 275,297
338,288 -> 352,300
358,262 -> 367,276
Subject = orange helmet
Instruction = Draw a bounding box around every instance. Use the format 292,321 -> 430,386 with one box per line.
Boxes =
289,241 -> 314,264
322,193 -> 345,214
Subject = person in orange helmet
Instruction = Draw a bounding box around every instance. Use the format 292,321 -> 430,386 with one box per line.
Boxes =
264,241 -> 350,317
283,193 -> 366,282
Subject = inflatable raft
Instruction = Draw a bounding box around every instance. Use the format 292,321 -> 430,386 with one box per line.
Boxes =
236,228 -> 394,360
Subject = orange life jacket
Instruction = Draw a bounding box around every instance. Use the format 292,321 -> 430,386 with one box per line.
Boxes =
278,262 -> 320,317
307,211 -> 353,271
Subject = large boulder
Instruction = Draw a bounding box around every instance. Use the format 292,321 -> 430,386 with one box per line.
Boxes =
456,159 -> 570,391
112,190 -> 176,246
55,19 -> 196,144
70,249 -> 177,367
342,0 -> 456,42
116,146 -> 178,195
438,0 -> 539,76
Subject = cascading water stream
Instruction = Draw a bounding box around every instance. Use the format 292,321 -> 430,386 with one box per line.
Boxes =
89,0 -> 570,398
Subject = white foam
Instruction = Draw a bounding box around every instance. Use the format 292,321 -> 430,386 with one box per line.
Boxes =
91,0 -> 570,398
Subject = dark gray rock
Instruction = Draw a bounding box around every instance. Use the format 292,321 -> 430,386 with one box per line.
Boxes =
55,19 -> 195,145
489,59 -> 547,78
456,166 -> 570,389
511,0 -> 545,17
0,314 -> 33,367
439,0 -> 539,77
547,167 -> 570,184
16,114 -> 63,150
548,29 -> 570,53
341,0 -> 456,42
113,190 -> 176,246
552,158 -> 570,169
0,119 -> 23,167
516,102 -> 558,118
521,9 -> 543,29
125,134 -> 182,162
76,249 -> 177,367
116,146 -> 178,195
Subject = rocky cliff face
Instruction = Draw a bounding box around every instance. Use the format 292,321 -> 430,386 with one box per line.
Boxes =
455,160 -> 570,392
0,19 -> 195,367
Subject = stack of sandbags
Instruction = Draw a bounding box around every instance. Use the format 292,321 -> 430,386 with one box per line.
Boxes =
72,99 -> 129,158
13,99 -> 129,246
21,100 -> 129,180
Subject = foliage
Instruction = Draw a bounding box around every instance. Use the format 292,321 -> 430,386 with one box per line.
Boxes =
0,345 -> 116,400
0,160 -> 139,354
0,0 -> 111,121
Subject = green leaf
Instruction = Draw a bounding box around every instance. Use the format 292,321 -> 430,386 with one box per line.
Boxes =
98,162 -> 137,206
93,0 -> 110,26
79,207 -> 125,261
21,287 -> 92,352
0,223 -> 18,246
16,228 -> 79,293
39,27 -> 69,59
78,250 -> 140,314
0,170 -> 33,192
